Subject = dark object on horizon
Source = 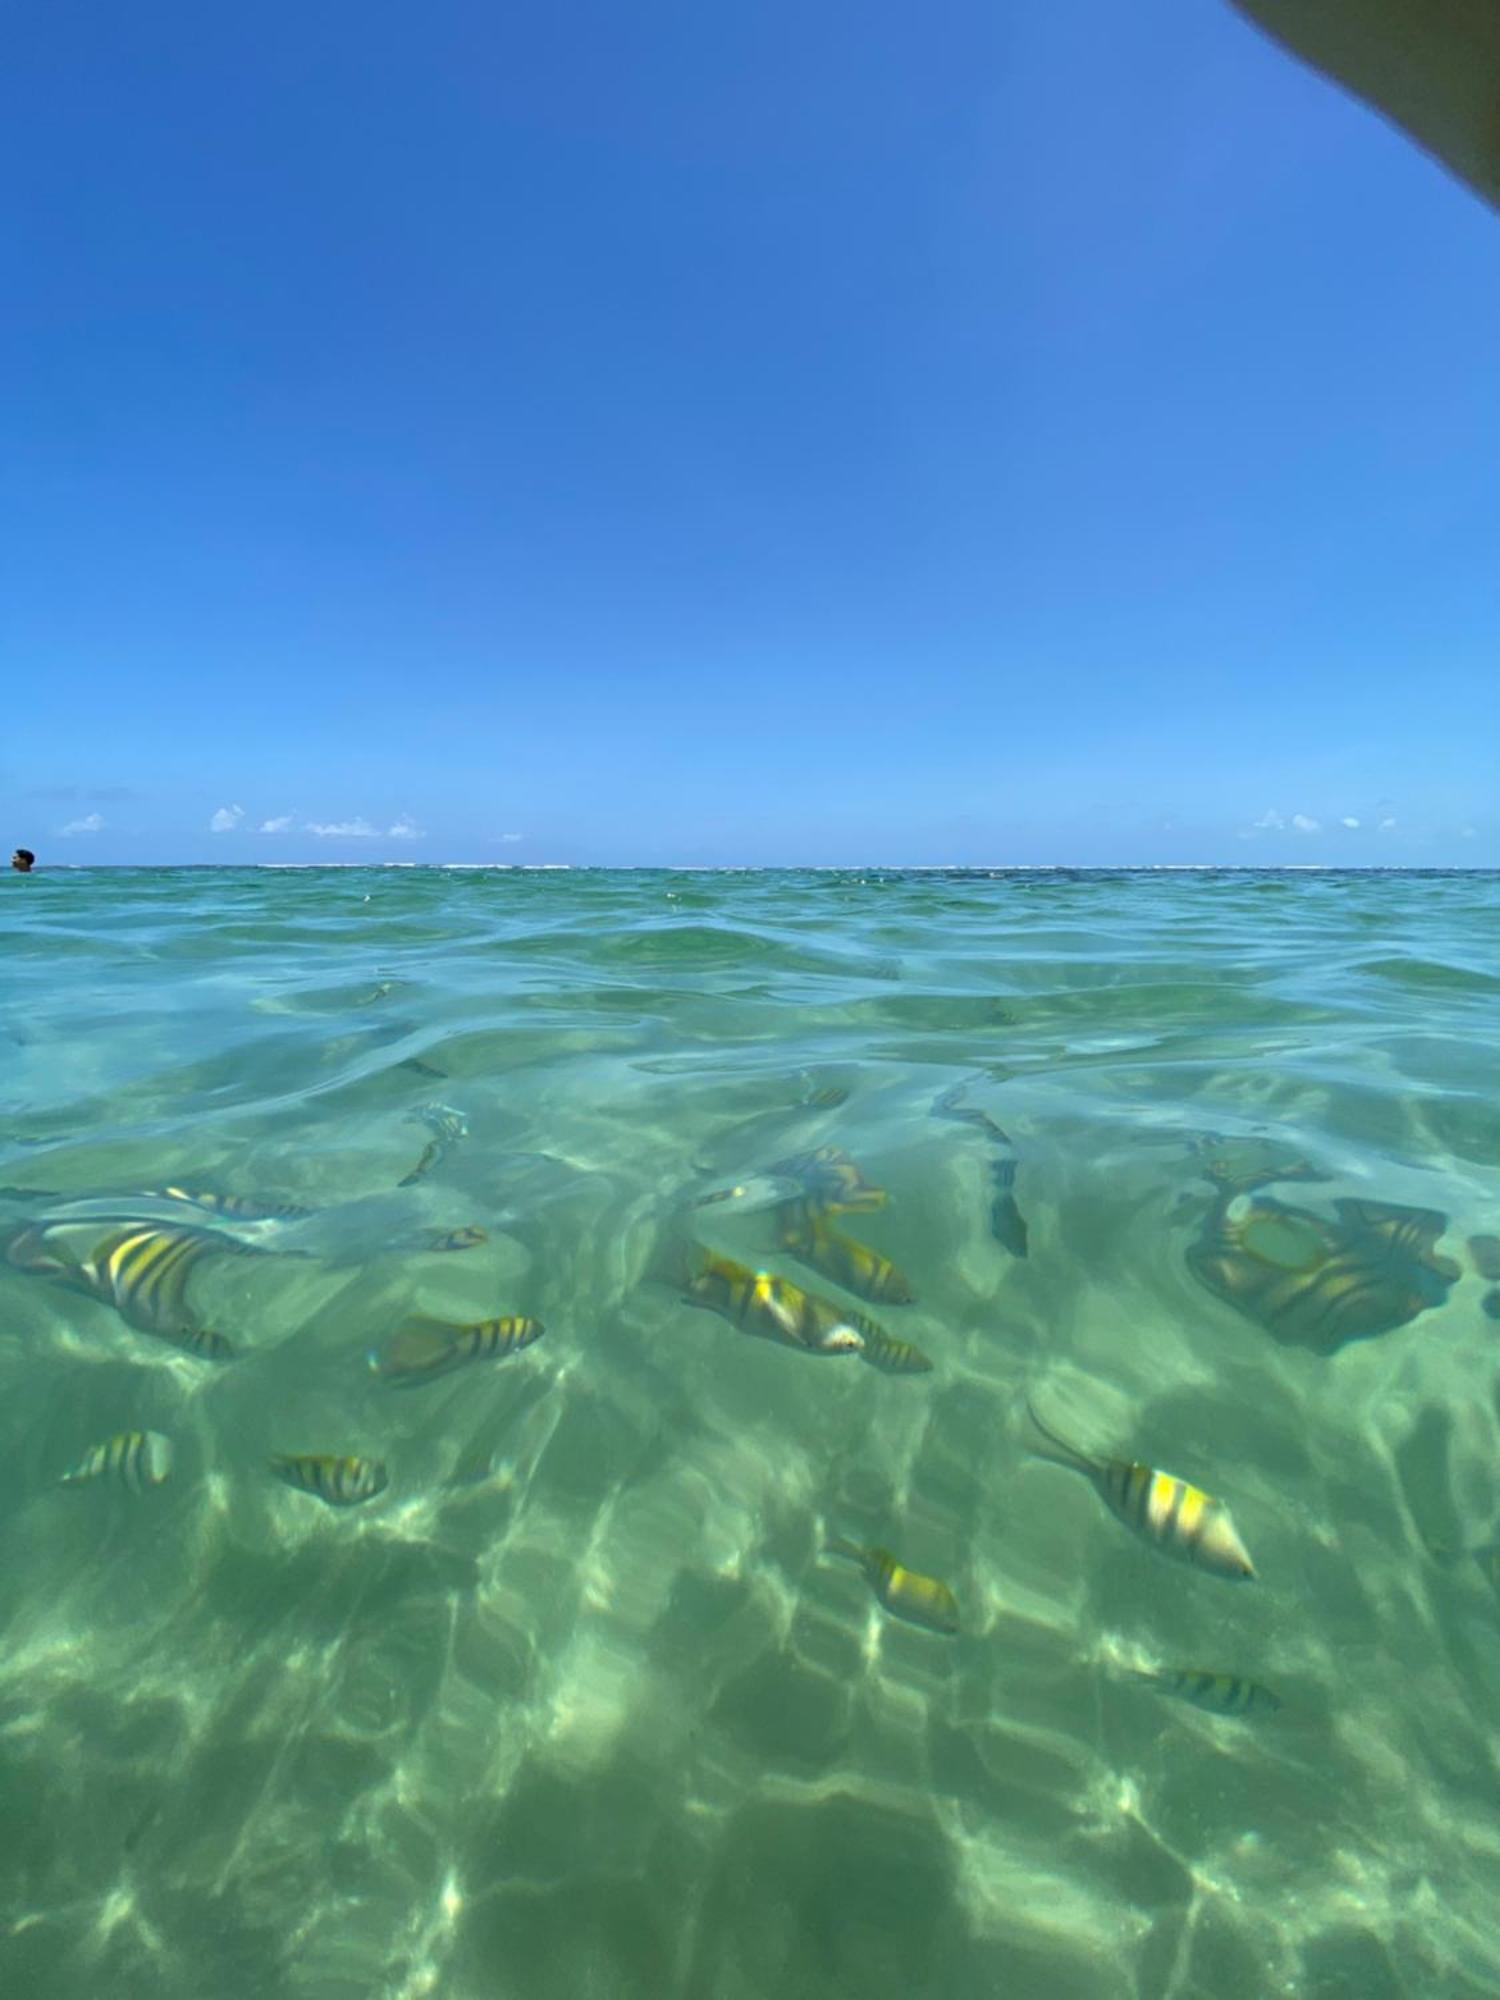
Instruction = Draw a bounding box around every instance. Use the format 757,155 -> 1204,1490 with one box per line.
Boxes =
11,848 -> 34,872
1188,1189 -> 1460,1353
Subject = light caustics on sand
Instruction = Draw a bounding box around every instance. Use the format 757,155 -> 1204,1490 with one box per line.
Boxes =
2,865 -> 1499,1999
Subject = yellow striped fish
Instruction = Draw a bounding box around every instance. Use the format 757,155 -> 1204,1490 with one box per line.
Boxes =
681,1250 -> 869,1356
1130,1667 -> 1281,1717
825,1534 -> 960,1635
270,1454 -> 389,1506
770,1147 -> 888,1215
1026,1402 -> 1255,1581
61,1429 -> 174,1492
77,1224 -> 241,1343
856,1326 -> 934,1375
775,1201 -> 915,1305
5,1219 -> 244,1356
152,1188 -> 314,1221
1188,1191 -> 1458,1353
370,1314 -> 545,1387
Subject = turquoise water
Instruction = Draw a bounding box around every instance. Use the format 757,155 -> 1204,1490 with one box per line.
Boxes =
3,866 -> 1500,1999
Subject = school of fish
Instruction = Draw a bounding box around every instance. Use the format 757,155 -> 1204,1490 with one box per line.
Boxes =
8,1079 -> 1494,1719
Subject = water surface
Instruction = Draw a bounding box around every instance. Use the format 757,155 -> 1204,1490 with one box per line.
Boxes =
3,867 -> 1498,1999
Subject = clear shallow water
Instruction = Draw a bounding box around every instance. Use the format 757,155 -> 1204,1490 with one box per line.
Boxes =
2,866 -> 1499,2000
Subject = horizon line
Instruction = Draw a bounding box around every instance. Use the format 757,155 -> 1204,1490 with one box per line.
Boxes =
17,861 -> 1500,876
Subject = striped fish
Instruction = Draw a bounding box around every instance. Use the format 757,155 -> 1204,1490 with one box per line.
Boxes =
769,1148 -> 888,1215
6,1219 -> 244,1357
1026,1402 -> 1255,1581
370,1313 -> 545,1387
1130,1667 -> 1281,1717
270,1454 -> 389,1506
1188,1191 -> 1458,1354
76,1225 -> 242,1344
151,1187 -> 315,1222
398,1104 -> 469,1187
776,1201 -> 915,1305
681,1250 -> 870,1357
61,1429 -> 174,1493
855,1327 -> 933,1376
826,1534 -> 959,1635
167,1323 -> 237,1360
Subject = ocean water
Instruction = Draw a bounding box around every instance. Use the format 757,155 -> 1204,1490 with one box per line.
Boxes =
3,865 -> 1499,2000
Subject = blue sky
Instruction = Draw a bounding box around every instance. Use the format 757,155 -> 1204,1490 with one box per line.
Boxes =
4,1 -> 1496,866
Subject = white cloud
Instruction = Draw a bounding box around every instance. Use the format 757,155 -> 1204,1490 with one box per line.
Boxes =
1291,814 -> 1320,833
1378,817 -> 1397,831
1462,826 -> 1478,840
307,818 -> 379,838
209,804 -> 245,833
1340,817 -> 1360,829
499,832 -> 524,843
1251,810 -> 1285,831
59,812 -> 104,836
258,815 -> 295,834
388,818 -> 423,840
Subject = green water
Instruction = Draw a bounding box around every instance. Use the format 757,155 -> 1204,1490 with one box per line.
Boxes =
3,866 -> 1499,1999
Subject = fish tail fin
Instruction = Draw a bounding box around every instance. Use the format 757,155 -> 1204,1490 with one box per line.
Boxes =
648,1228 -> 702,1293
1024,1397 -> 1095,1477
821,1528 -> 866,1569
991,1194 -> 1029,1258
